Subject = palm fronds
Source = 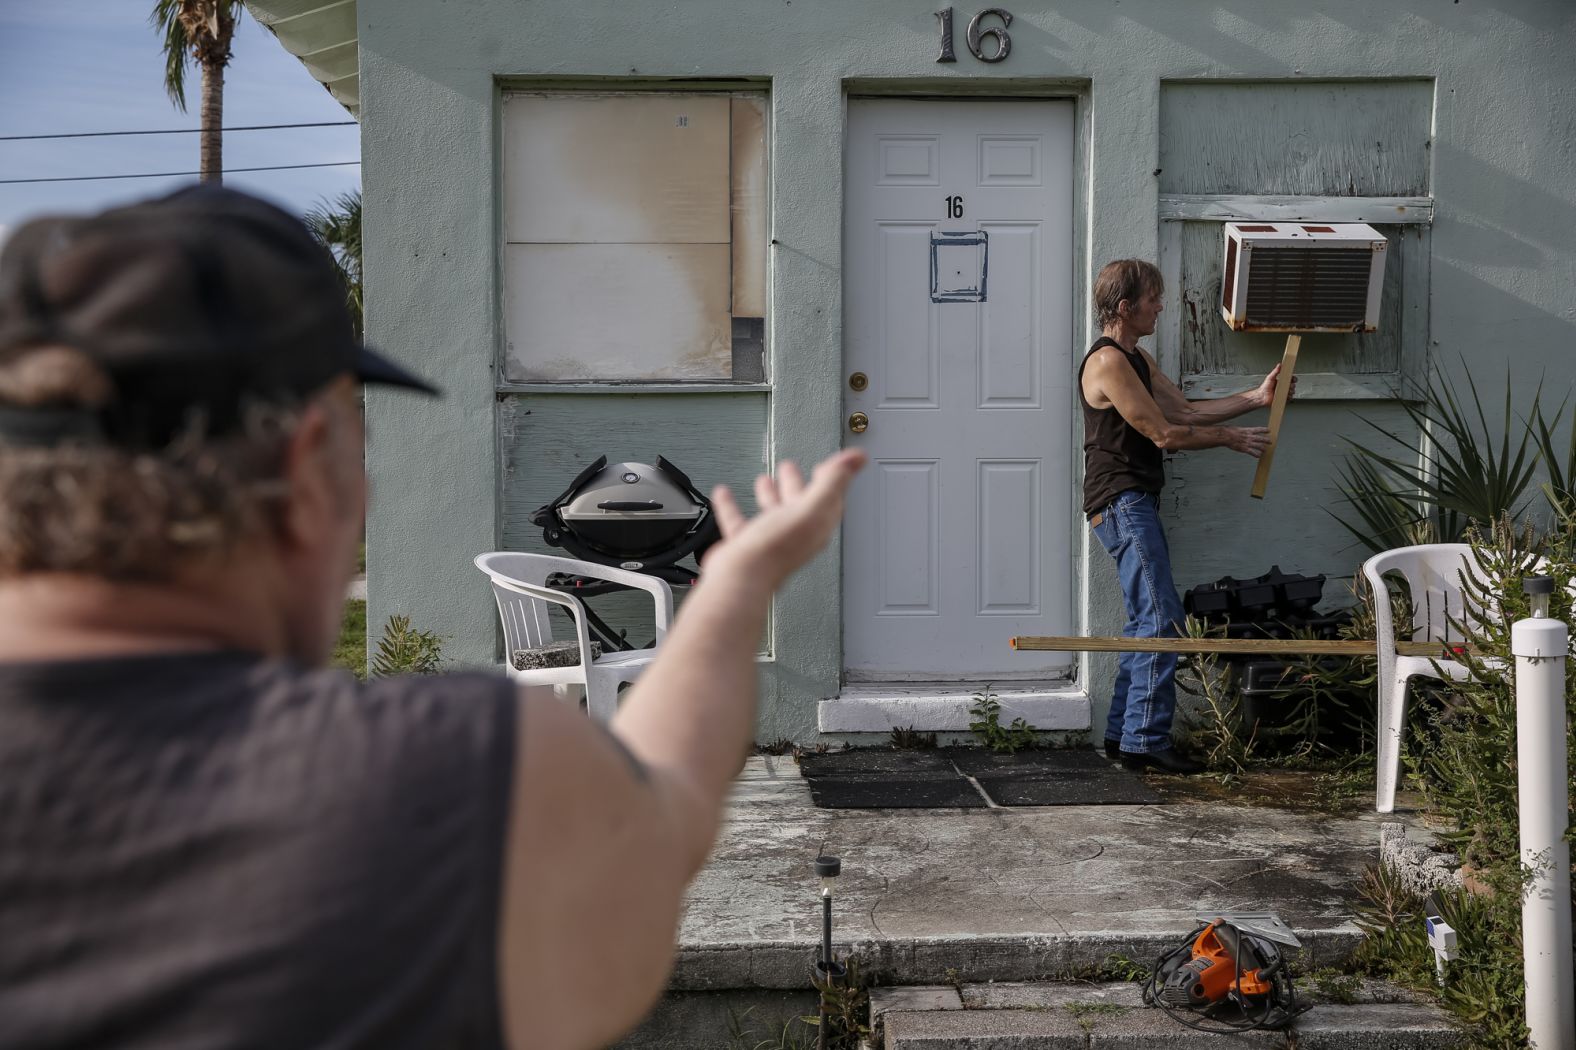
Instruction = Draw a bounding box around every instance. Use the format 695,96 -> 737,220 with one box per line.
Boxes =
148,1 -> 244,111
149,0 -> 191,110
305,190 -> 363,336
1331,364 -> 1546,554
1532,391 -> 1576,523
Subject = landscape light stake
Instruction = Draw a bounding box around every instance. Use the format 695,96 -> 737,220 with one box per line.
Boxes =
813,855 -> 845,1050
1513,575 -> 1574,1049
1424,914 -> 1457,987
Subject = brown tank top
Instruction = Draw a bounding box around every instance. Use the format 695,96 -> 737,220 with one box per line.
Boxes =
0,650 -> 517,1050
1079,336 -> 1166,517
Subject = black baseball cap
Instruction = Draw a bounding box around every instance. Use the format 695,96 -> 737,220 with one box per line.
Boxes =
0,184 -> 438,448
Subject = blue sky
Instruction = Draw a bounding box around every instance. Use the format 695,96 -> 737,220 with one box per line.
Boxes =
0,2 -> 361,244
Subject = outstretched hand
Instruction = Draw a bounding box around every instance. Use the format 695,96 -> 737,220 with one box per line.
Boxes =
704,450 -> 868,590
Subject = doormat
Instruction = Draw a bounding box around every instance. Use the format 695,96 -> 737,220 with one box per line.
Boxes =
799,748 -> 1162,808
806,773 -> 991,809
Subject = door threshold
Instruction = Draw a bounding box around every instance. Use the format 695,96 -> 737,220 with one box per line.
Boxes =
819,683 -> 1089,734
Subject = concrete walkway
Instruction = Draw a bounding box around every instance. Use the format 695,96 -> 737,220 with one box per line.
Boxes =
671,756 -> 1401,991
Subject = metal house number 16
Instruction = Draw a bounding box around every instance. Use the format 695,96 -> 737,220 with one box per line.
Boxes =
935,8 -> 1013,63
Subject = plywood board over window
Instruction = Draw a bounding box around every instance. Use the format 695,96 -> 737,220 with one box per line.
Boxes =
1158,80 -> 1433,199
502,91 -> 769,383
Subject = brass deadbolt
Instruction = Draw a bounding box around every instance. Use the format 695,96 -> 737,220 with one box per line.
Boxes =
849,372 -> 869,392
848,412 -> 869,434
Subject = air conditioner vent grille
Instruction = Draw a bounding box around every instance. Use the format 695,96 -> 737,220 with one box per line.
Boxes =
1244,247 -> 1374,328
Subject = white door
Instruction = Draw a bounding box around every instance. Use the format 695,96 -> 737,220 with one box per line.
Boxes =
842,98 -> 1075,682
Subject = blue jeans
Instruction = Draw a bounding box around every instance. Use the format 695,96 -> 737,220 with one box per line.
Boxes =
1090,490 -> 1185,754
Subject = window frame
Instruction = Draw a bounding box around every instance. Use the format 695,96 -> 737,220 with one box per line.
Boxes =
1155,193 -> 1433,401
497,85 -> 772,391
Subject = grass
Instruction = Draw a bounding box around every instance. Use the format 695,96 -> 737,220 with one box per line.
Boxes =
334,543 -> 367,679
334,598 -> 367,679
1064,1001 -> 1125,1033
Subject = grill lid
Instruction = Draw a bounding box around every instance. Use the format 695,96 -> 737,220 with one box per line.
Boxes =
529,455 -> 719,571
559,461 -> 703,524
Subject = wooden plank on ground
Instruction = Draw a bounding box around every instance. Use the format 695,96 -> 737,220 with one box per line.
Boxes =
1010,635 -> 1478,658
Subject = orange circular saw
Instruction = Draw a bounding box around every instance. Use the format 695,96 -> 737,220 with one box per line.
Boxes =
1143,913 -> 1308,1033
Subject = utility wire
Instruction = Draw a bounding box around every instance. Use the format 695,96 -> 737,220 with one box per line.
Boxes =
0,161 -> 361,185
0,121 -> 357,142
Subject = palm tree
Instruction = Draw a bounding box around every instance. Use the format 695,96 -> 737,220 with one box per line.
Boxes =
305,190 -> 363,337
150,0 -> 244,183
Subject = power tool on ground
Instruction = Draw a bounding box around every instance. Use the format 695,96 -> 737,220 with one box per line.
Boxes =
1142,912 -> 1308,1034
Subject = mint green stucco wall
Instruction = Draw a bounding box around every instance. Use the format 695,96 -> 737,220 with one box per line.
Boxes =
359,1 -> 1576,742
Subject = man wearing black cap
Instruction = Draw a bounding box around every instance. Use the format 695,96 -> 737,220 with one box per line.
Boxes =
0,186 -> 865,1050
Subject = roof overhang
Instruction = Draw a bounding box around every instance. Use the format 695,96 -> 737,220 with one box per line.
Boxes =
242,0 -> 360,117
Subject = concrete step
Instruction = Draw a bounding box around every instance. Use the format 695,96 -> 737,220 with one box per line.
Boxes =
618,760 -> 1430,1048
875,980 -> 1462,1049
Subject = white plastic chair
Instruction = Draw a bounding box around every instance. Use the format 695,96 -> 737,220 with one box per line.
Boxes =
474,551 -> 673,722
1362,543 -> 1498,814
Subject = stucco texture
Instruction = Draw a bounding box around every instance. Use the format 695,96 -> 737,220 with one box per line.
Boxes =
358,0 -> 1576,742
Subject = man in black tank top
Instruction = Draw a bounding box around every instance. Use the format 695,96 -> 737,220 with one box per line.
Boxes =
1079,260 -> 1290,774
0,187 -> 866,1050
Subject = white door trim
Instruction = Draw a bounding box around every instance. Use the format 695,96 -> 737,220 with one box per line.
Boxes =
818,686 -> 1091,733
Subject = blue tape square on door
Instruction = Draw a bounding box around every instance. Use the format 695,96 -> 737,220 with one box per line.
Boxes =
930,230 -> 989,303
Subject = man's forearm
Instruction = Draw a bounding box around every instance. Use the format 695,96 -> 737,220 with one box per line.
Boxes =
609,566 -> 772,843
1149,421 -> 1247,452
1173,389 -> 1267,425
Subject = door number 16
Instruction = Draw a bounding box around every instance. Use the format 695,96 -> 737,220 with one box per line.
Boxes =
945,195 -> 965,219
935,8 -> 1013,64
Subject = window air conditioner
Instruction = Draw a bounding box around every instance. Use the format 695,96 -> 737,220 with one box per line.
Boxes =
1220,221 -> 1387,332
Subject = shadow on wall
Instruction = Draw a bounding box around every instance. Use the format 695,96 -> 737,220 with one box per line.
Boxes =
1160,399 -> 1417,594
1429,140 -> 1576,269
1429,255 -> 1574,359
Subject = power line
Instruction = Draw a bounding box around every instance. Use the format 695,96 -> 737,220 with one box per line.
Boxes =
0,161 -> 361,185
0,121 -> 357,142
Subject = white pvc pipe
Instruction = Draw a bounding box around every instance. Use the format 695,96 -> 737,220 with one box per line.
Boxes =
1512,600 -> 1574,1050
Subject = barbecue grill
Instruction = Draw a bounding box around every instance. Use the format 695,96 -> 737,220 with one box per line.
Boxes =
529,455 -> 719,583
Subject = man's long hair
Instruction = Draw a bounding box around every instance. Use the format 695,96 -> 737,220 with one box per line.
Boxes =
1093,259 -> 1164,328
0,346 -> 352,581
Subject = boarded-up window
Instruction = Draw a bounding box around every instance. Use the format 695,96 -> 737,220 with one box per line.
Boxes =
1178,222 -> 1423,380
1156,79 -> 1433,398
502,91 -> 768,383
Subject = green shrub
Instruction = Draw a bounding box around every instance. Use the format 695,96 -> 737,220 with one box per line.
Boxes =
333,599 -> 367,679
1175,616 -> 1255,774
888,725 -> 938,750
370,614 -> 444,677
968,693 -> 1036,753
803,956 -> 870,1050
1353,863 -> 1530,1048
1347,516 -> 1576,1047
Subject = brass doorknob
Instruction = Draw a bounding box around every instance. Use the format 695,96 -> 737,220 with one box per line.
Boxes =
848,412 -> 869,434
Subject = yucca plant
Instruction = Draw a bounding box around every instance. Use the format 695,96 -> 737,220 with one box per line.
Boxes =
1532,392 -> 1576,523
1331,452 -> 1442,554
1332,366 -> 1545,554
